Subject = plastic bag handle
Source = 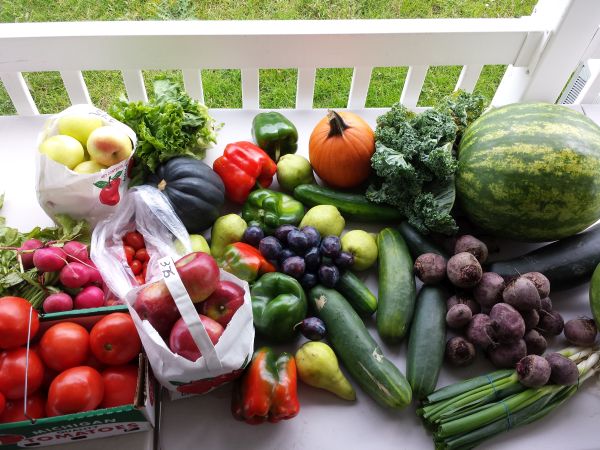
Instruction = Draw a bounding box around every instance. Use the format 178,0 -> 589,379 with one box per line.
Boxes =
158,256 -> 222,371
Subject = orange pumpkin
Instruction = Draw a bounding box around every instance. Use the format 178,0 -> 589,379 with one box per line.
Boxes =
308,110 -> 375,189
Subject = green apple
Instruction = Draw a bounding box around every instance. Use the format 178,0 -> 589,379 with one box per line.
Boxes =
73,160 -> 107,174
39,135 -> 85,169
341,230 -> 378,271
210,214 -> 248,258
58,115 -> 104,146
276,154 -> 314,191
175,234 -> 210,255
87,125 -> 133,167
299,205 -> 345,237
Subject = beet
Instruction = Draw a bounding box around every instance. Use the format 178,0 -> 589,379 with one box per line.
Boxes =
488,339 -> 527,369
446,252 -> 482,289
540,297 -> 552,312
524,329 -> 547,355
466,314 -> 496,350
521,272 -> 550,298
446,304 -> 472,329
563,318 -> 598,346
545,352 -> 579,385
454,235 -> 488,264
447,294 -> 481,315
516,355 -> 551,387
521,309 -> 540,331
473,272 -> 505,308
490,303 -> 525,343
445,337 -> 476,367
414,253 -> 447,285
537,310 -> 564,336
502,277 -> 541,311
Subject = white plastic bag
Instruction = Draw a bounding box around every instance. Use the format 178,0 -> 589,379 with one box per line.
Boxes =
36,104 -> 137,227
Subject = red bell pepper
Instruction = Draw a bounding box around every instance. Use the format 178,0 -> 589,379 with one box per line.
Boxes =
213,141 -> 277,204
217,242 -> 276,282
231,347 -> 299,424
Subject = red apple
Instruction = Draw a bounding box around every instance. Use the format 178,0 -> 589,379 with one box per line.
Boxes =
174,252 -> 219,303
169,314 -> 224,361
133,280 -> 180,337
199,281 -> 245,327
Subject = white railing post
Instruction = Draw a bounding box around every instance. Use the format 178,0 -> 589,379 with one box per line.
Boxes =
493,0 -> 600,105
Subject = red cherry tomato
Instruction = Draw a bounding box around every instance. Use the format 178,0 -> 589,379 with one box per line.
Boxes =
135,248 -> 149,263
123,245 -> 135,265
123,231 -> 145,251
90,313 -> 141,366
0,392 -> 5,415
39,322 -> 89,372
100,365 -> 139,408
0,392 -> 46,423
130,259 -> 143,275
46,366 -> 103,417
135,275 -> 145,285
0,297 -> 39,349
142,265 -> 147,279
0,348 -> 44,399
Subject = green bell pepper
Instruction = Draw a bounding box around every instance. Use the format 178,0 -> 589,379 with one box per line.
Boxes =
251,272 -> 307,342
242,189 -> 305,233
252,112 -> 298,162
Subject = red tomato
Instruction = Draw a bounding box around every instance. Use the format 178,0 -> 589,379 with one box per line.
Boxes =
100,365 -> 139,408
0,392 -> 5,415
130,259 -> 143,275
0,297 -> 39,349
46,366 -> 103,417
135,275 -> 145,285
135,248 -> 149,262
0,348 -> 44,399
123,231 -> 145,251
142,265 -> 147,279
90,313 -> 141,365
0,392 -> 45,423
39,322 -> 89,372
123,245 -> 135,265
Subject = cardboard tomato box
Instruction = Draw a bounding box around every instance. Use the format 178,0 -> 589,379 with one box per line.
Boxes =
0,309 -> 157,449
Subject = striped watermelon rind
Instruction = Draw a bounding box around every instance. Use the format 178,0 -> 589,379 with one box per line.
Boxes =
456,103 -> 600,242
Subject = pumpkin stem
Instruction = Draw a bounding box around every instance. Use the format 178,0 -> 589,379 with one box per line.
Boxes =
157,179 -> 167,191
327,110 -> 349,138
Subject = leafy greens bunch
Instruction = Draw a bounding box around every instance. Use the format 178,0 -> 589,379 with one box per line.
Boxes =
109,78 -> 219,185
366,91 -> 486,235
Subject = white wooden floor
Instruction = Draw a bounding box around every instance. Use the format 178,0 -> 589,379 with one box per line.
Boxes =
0,105 -> 599,450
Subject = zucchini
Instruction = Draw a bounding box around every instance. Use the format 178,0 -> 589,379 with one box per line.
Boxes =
309,285 -> 412,409
377,228 -> 416,343
589,263 -> 600,327
293,184 -> 403,222
336,271 -> 377,316
488,224 -> 600,291
398,221 -> 449,259
406,285 -> 446,399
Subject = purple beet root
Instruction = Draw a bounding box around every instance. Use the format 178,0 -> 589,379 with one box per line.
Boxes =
488,339 -> 527,369
446,252 -> 483,289
454,235 -> 488,264
473,272 -> 505,309
466,314 -> 496,350
502,277 -> 541,311
490,303 -> 525,344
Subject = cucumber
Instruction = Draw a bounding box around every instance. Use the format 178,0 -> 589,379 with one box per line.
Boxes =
406,285 -> 446,399
309,285 -> 412,409
488,224 -> 600,291
377,228 -> 416,343
336,271 -> 377,316
589,263 -> 600,327
398,221 -> 449,259
293,184 -> 403,222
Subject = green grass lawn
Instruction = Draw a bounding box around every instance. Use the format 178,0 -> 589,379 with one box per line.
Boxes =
0,0 -> 537,115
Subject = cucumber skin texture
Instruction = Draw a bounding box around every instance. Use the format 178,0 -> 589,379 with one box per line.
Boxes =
377,228 -> 417,343
336,271 -> 378,316
309,285 -> 412,409
398,221 -> 449,259
406,286 -> 447,399
589,263 -> 600,327
293,184 -> 404,222
488,224 -> 600,291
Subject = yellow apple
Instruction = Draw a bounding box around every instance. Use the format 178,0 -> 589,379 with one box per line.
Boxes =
58,115 -> 104,146
87,126 -> 133,167
39,135 -> 85,169
73,160 -> 107,174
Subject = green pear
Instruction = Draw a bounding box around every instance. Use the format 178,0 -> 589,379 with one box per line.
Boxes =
276,154 -> 314,191
175,234 -> 210,255
299,205 -> 345,236
295,341 -> 355,401
341,230 -> 378,271
210,214 -> 247,258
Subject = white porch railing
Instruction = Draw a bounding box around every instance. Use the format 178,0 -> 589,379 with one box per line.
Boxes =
1,0 -> 599,115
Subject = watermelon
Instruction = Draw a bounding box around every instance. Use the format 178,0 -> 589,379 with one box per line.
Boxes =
456,103 -> 600,241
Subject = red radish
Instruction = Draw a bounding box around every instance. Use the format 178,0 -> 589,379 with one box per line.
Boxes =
74,286 -> 105,309
33,247 -> 66,272
43,293 -> 73,313
59,262 -> 90,288
19,239 -> 43,269
86,266 -> 104,285
63,241 -> 89,263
